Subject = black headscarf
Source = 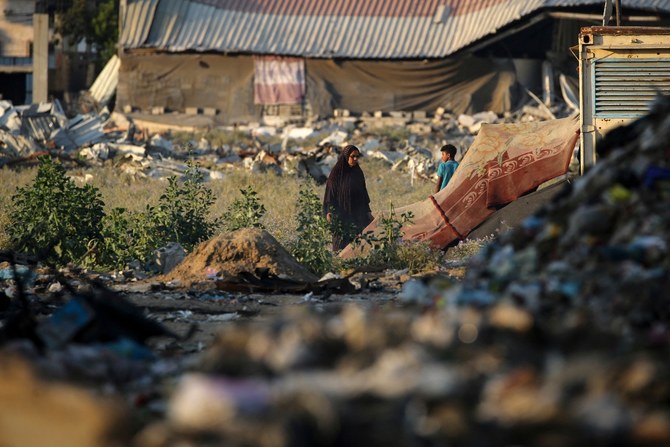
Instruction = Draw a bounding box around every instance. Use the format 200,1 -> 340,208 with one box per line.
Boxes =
323,144 -> 371,229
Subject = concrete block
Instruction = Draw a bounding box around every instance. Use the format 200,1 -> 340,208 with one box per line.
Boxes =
389,111 -> 407,119
153,242 -> 186,274
151,106 -> 165,115
185,107 -> 200,115
122,104 -> 133,114
388,117 -> 409,126
412,110 -> 427,120
407,122 -> 433,135
373,110 -> 383,118
203,107 -> 218,116
262,115 -> 285,127
334,108 -> 350,118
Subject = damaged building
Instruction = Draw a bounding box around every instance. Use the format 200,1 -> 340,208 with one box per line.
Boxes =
116,0 -> 670,125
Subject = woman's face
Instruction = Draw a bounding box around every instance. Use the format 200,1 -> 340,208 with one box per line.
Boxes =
347,150 -> 360,167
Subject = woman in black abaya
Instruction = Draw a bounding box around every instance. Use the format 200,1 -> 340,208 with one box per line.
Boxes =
323,145 -> 374,251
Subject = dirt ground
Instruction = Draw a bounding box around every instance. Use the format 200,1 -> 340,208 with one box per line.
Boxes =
118,282 -> 403,358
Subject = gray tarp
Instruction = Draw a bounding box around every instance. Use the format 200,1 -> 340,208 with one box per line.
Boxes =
117,53 -> 518,123
118,54 -> 257,123
306,57 -> 517,117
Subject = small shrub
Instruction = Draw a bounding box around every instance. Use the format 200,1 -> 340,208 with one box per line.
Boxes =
97,208 -> 161,269
290,185 -> 332,276
223,185 -> 266,231
96,161 -> 221,269
7,157 -> 105,266
395,241 -> 444,273
151,160 -> 221,250
354,204 -> 413,266
349,204 -> 441,272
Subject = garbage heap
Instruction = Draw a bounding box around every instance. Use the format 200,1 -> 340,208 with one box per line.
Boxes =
133,100 -> 670,446
454,94 -> 670,337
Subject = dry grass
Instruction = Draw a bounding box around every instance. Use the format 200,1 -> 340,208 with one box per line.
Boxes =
0,165 -> 38,248
0,157 -> 434,252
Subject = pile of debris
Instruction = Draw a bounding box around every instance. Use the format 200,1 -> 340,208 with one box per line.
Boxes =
0,94 -> 577,186
448,94 -> 670,337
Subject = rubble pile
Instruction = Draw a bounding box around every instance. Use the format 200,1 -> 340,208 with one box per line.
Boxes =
451,94 -> 670,339
132,302 -> 670,447
0,96 -> 576,185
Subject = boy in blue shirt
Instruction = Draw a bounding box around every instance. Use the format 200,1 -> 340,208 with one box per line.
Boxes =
435,144 -> 459,193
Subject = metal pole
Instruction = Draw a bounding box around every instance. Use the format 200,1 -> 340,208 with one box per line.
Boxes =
602,0 -> 613,26
615,0 -> 621,26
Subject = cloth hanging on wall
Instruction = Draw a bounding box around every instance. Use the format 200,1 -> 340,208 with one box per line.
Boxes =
254,56 -> 305,105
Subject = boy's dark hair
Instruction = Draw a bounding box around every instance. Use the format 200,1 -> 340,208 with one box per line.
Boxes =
440,144 -> 457,159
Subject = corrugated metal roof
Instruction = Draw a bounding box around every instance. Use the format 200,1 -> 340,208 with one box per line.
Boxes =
119,0 -> 670,58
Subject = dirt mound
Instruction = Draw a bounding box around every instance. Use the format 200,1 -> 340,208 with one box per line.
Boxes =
161,228 -> 318,286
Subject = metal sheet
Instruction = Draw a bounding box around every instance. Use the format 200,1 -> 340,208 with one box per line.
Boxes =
88,55 -> 120,106
119,0 -> 670,59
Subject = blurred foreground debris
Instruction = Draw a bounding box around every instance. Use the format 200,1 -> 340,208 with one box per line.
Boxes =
0,252 -> 189,375
0,357 -> 129,447
138,300 -> 670,447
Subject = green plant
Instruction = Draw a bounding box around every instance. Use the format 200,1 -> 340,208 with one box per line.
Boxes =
7,157 -> 105,266
151,160 -> 221,250
57,0 -> 119,64
352,204 -> 437,271
357,205 -> 413,260
97,208 -> 161,269
290,184 -> 333,276
395,241 -> 444,273
223,185 -> 266,231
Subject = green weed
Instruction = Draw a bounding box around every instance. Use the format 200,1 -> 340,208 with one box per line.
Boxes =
343,203 -> 444,273
0,153 -> 440,273
289,184 -> 333,276
7,157 -> 105,266
222,185 -> 266,231
150,160 -> 221,250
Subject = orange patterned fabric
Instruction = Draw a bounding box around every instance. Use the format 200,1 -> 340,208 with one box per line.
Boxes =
340,115 -> 580,257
